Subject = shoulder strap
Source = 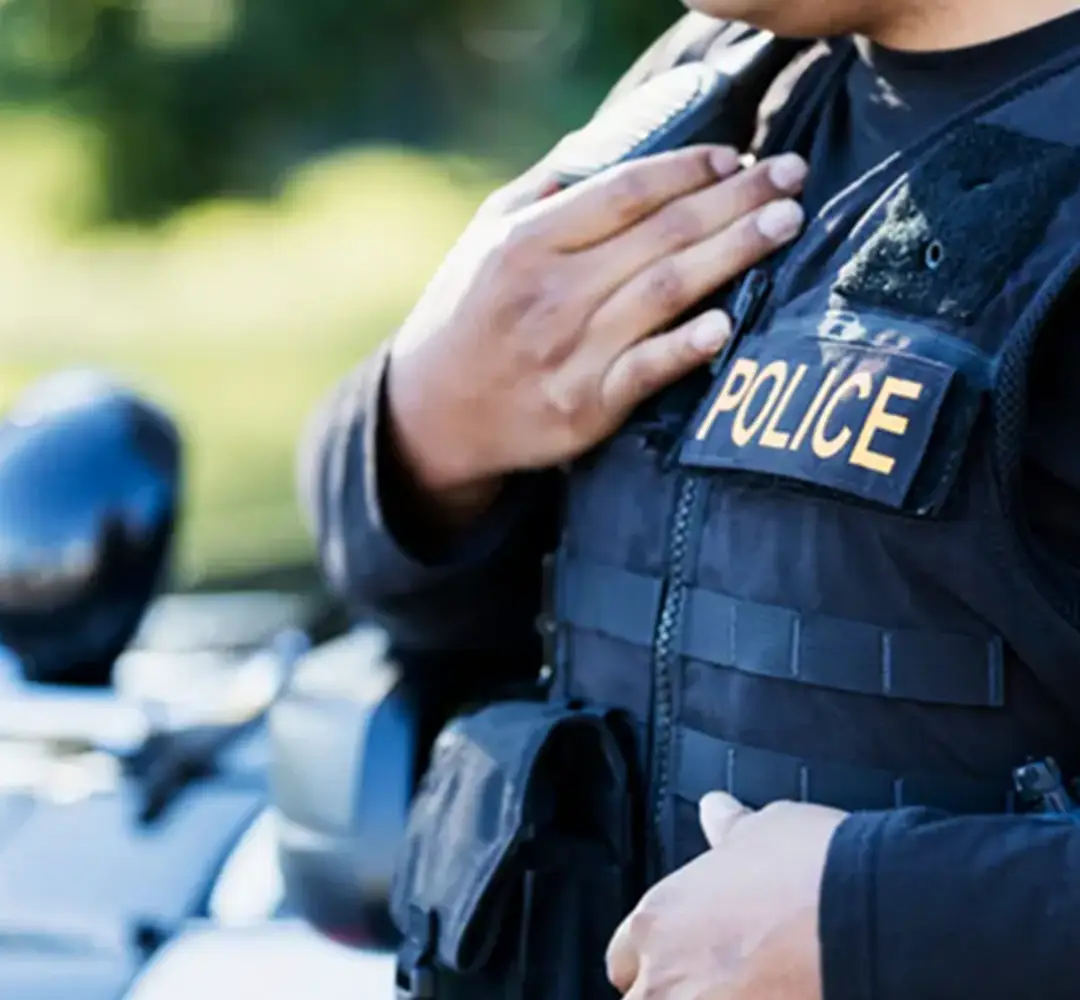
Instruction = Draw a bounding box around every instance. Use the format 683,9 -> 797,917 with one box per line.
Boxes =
697,28 -> 814,152
601,14 -> 835,157
747,40 -> 854,158
548,29 -> 816,187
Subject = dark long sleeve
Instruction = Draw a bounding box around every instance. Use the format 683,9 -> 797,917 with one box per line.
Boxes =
297,343 -> 560,673
821,808 -> 1080,1000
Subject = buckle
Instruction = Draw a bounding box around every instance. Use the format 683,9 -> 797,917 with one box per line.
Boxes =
1012,757 -> 1080,819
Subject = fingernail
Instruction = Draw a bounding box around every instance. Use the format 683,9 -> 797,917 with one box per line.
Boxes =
710,146 -> 740,177
768,153 -> 809,193
691,312 -> 732,352
757,199 -> 805,242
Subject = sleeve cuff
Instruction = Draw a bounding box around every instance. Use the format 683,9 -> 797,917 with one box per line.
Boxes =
819,809 -> 949,1000
818,811 -> 885,1000
364,343 -> 547,573
302,341 -> 557,652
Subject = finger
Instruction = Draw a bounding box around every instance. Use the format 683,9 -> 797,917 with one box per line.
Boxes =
577,153 -> 808,301
480,163 -> 563,219
599,309 -> 732,414
700,791 -> 753,849
520,145 -> 740,251
589,198 -> 805,347
606,913 -> 642,993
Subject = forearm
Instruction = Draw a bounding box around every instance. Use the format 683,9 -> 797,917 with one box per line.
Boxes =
297,341 -> 560,661
821,808 -> 1080,1000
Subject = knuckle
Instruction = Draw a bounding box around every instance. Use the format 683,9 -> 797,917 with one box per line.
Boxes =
497,263 -> 581,351
719,164 -> 779,215
536,267 -> 571,308
606,169 -> 652,222
745,160 -> 786,199
754,800 -> 799,827
481,166 -> 549,218
541,373 -> 591,422
674,326 -> 703,360
497,286 -> 545,329
627,906 -> 658,945
515,317 -> 576,368
495,219 -> 540,263
721,214 -> 774,263
667,146 -> 711,182
510,287 -> 568,337
490,249 -> 540,305
643,262 -> 686,313
654,203 -> 703,249
618,347 -> 663,399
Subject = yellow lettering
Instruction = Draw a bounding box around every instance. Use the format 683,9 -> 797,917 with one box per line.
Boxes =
790,366 -> 843,451
849,376 -> 924,476
760,363 -> 808,450
812,372 -> 873,460
695,359 -> 759,441
732,361 -> 788,447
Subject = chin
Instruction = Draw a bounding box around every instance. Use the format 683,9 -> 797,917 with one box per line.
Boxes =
680,0 -> 771,21
680,0 -> 853,38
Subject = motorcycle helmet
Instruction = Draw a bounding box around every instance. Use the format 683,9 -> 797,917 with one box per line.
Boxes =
0,370 -> 181,686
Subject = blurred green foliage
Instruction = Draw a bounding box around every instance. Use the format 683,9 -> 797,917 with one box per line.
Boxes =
0,0 -> 682,223
0,113 -> 496,583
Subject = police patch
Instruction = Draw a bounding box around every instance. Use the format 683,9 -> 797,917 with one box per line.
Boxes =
679,333 -> 958,510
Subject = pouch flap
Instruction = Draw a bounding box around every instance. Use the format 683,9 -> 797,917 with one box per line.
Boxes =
389,700 -> 628,975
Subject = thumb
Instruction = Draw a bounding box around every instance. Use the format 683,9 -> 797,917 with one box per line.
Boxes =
482,162 -> 562,217
700,791 -> 752,849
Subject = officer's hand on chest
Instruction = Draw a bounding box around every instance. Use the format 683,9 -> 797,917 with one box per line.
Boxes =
384,144 -> 808,511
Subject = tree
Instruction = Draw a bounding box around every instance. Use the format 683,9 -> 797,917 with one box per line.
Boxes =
0,0 -> 683,223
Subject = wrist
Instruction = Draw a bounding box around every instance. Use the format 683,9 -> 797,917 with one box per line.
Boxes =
734,908 -> 823,1000
385,355 -> 504,524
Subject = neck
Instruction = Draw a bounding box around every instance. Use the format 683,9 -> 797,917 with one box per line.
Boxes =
868,0 -> 1080,51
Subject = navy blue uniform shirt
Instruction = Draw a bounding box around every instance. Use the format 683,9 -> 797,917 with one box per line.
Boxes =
300,10 -> 1080,999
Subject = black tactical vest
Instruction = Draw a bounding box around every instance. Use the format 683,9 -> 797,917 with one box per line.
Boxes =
546,37 -> 1080,881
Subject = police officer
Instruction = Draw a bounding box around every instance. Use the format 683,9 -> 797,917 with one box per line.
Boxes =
301,0 -> 1080,996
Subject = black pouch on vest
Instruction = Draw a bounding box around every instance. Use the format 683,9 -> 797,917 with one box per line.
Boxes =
390,700 -> 641,1000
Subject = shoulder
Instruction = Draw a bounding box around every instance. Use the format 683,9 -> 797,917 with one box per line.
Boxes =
597,13 -> 756,110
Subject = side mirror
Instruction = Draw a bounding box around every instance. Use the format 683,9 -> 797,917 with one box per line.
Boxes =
0,370 -> 181,688
267,628 -> 419,950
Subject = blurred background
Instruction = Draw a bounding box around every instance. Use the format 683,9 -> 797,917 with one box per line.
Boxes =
0,0 -> 684,590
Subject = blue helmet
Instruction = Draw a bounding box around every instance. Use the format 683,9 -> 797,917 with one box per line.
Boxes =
0,370 -> 181,686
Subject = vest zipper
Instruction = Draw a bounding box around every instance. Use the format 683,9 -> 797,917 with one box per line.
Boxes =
647,269 -> 775,877
645,52 -> 841,853
646,474 -> 698,881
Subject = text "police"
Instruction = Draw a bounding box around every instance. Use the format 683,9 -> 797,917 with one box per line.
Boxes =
694,358 -> 924,476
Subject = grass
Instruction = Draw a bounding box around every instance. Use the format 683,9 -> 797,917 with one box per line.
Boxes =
0,112 -> 502,586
